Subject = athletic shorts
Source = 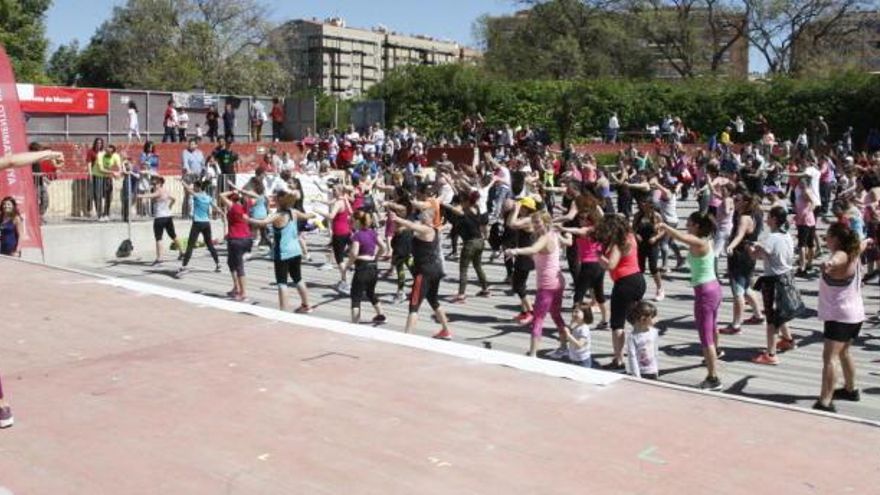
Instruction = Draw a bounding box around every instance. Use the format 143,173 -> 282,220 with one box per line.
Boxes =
797,225 -> 816,249
153,217 -> 177,241
331,235 -> 350,264
823,321 -> 862,343
274,256 -> 303,286
409,270 -> 442,313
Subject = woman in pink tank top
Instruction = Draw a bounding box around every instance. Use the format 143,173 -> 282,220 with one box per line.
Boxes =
815,223 -> 867,412
505,210 -> 572,357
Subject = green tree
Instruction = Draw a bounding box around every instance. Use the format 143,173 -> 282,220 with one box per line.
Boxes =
76,0 -> 290,94
0,0 -> 52,82
47,40 -> 81,86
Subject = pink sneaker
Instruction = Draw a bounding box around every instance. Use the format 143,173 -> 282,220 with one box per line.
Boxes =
752,352 -> 779,365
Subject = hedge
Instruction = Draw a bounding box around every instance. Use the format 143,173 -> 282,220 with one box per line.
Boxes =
366,65 -> 880,148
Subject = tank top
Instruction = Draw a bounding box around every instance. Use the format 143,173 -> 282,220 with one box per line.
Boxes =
272,210 -> 301,261
794,192 -> 816,227
515,229 -> 535,270
818,260 -> 864,324
459,210 -> 482,242
0,219 -> 17,254
688,246 -> 716,287
250,196 -> 268,219
153,191 -> 173,218
577,234 -> 602,263
610,234 -> 640,282
535,233 -> 563,290
331,203 -> 351,236
634,213 -> 657,245
412,228 -> 442,275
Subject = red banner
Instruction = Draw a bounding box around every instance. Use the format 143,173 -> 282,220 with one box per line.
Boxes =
0,46 -> 44,251
16,83 -> 109,115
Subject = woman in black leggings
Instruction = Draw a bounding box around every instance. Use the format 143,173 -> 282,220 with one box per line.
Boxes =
559,194 -> 609,327
506,198 -> 537,324
178,180 -> 221,276
445,190 -> 490,303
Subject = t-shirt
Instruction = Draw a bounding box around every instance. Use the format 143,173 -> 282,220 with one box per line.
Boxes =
760,232 -> 794,276
803,166 -> 821,205
568,324 -> 591,363
625,327 -> 659,377
214,149 -> 238,175
192,193 -> 213,222
226,202 -> 250,239
351,228 -> 378,257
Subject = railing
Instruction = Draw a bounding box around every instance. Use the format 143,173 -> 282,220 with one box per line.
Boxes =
32,173 -> 244,224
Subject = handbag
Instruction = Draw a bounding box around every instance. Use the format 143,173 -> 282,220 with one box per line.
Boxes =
773,272 -> 806,323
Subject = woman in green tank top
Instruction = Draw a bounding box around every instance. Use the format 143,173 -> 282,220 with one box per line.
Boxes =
658,212 -> 724,392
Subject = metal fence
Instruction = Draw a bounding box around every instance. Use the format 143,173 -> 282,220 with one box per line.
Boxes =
33,172 -> 255,224
25,89 -> 317,144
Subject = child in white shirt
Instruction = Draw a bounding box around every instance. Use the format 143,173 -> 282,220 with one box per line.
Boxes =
561,308 -> 591,368
625,301 -> 660,379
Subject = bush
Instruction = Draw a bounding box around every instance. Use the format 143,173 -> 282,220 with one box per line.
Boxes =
367,65 -> 880,148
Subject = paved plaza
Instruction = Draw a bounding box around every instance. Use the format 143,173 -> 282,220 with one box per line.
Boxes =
73,198 -> 880,422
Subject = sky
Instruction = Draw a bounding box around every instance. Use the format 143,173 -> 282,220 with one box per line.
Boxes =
46,0 -> 767,73
46,0 -> 517,50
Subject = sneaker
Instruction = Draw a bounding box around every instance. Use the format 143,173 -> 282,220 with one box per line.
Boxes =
812,400 -> 837,413
699,376 -> 723,391
719,325 -> 742,335
319,263 -> 335,271
743,315 -> 765,325
752,352 -> 779,365
372,314 -> 387,324
513,312 -> 529,322
594,321 -> 609,331
832,387 -> 861,402
519,312 -> 534,325
776,337 -> 797,352
451,294 -> 467,304
151,259 -> 161,266
335,281 -> 350,294
476,289 -> 492,298
306,254 -> 313,262
0,405 -> 13,428
432,328 -> 452,340
294,305 -> 314,314
601,361 -> 626,371
214,264 -> 222,273
226,290 -> 239,298
175,267 -> 187,278
547,347 -> 568,359
654,290 -> 665,302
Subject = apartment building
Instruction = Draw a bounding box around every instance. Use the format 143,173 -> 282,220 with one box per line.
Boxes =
275,18 -> 481,97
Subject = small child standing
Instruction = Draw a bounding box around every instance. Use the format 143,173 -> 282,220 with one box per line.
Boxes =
561,307 -> 591,368
625,301 -> 660,379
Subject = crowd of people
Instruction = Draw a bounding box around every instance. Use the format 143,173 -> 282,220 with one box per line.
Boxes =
2,112 -> 879,430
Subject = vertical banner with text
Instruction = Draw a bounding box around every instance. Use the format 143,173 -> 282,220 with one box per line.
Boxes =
0,45 -> 43,251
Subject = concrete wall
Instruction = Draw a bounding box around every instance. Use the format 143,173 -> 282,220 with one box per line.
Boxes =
21,219 -> 226,267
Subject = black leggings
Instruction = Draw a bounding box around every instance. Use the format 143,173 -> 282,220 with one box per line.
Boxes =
574,261 -> 606,305
351,262 -> 379,308
610,272 -> 646,330
182,221 -> 219,266
638,243 -> 660,275
512,264 -> 531,299
227,237 -> 253,276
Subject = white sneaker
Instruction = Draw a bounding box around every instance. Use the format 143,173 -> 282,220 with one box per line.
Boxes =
654,290 -> 665,302
319,263 -> 335,271
547,347 -> 568,359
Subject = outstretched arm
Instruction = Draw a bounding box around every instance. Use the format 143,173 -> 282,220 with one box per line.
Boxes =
0,150 -> 65,171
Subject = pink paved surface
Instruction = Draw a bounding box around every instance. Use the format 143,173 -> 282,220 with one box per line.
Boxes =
1,258 -> 879,494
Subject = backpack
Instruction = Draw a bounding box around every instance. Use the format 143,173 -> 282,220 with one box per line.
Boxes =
116,239 -> 133,258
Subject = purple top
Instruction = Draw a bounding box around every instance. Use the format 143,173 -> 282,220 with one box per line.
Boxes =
351,228 -> 378,257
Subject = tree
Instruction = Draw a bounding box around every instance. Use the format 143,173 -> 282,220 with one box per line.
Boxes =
76,0 -> 291,94
476,0 -> 655,80
47,41 -> 81,86
0,0 -> 52,82
741,0 -> 869,74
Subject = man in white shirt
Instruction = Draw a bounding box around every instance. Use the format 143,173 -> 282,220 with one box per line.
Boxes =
607,113 -> 620,143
